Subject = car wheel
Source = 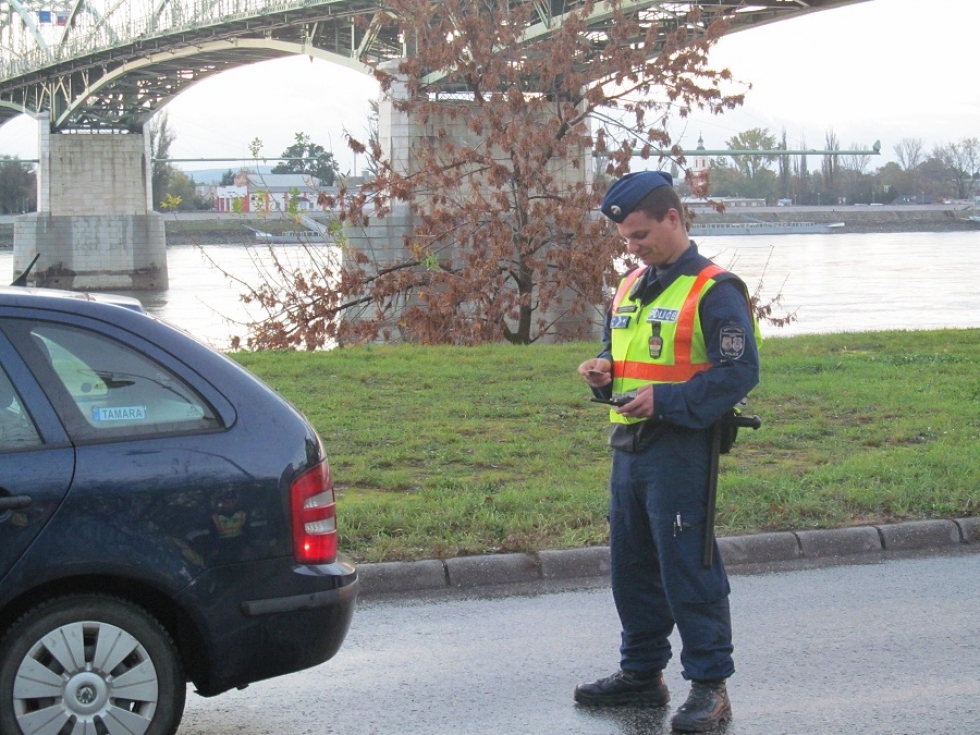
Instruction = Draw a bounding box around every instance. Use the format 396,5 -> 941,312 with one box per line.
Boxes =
0,594 -> 186,735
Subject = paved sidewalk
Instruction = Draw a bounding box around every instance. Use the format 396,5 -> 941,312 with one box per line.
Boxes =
357,517 -> 980,598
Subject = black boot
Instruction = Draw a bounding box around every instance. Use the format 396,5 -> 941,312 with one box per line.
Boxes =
574,670 -> 670,707
670,680 -> 732,732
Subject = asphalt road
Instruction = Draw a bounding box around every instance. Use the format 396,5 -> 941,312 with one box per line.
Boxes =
178,547 -> 980,735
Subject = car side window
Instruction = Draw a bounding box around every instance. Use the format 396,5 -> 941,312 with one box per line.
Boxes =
0,366 -> 42,451
28,323 -> 221,440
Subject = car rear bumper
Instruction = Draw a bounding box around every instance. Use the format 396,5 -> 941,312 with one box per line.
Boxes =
241,577 -> 358,616
179,554 -> 358,696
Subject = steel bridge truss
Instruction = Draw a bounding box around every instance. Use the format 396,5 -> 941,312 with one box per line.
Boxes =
0,0 -> 865,133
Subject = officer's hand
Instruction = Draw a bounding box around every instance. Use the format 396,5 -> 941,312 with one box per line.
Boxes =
578,358 -> 612,388
617,385 -> 654,418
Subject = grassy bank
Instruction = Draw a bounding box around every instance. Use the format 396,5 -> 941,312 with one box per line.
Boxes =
232,330 -> 980,563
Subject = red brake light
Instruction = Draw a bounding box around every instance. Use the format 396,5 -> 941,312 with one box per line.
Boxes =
290,461 -> 337,564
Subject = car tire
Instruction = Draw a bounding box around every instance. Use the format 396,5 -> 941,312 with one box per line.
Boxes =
0,594 -> 186,735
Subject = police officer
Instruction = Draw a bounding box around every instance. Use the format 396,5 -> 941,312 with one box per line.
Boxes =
575,171 -> 760,733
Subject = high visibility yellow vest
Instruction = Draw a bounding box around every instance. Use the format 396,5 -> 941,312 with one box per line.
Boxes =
212,511 -> 246,538
609,264 -> 729,425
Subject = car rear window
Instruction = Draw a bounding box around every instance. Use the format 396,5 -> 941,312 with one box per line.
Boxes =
0,366 -> 42,451
26,323 -> 222,441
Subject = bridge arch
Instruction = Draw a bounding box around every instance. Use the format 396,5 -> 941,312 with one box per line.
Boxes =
54,37 -> 371,131
0,99 -> 30,118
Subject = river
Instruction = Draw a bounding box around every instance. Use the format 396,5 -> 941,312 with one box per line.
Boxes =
2,230 -> 978,349
702,230 -> 980,338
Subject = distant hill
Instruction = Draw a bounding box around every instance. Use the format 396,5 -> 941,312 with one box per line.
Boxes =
179,165 -> 275,185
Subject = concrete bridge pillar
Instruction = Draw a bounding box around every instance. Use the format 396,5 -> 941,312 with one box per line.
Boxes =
13,121 -> 168,290
343,68 -> 598,342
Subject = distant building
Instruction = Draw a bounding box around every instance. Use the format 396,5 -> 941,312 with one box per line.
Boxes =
687,135 -> 711,194
214,184 -> 246,213
213,171 -> 337,213
195,183 -> 216,207
690,135 -> 710,180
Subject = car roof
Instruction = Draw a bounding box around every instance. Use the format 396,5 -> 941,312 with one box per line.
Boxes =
0,285 -> 146,313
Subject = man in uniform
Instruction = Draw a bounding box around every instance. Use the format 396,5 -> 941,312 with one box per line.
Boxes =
575,171 -> 760,732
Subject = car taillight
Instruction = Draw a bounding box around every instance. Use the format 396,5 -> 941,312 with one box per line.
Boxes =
290,461 -> 337,564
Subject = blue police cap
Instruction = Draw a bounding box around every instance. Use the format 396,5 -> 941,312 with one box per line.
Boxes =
600,171 -> 674,223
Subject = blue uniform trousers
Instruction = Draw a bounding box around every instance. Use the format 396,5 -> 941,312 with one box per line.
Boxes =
608,425 -> 735,682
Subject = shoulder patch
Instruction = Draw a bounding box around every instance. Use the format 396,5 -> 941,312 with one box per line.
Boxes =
719,325 -> 747,359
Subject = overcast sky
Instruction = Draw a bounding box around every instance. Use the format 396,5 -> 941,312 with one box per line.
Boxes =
0,0 -> 974,175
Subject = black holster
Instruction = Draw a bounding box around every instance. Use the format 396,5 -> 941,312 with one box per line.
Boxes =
719,409 -> 739,455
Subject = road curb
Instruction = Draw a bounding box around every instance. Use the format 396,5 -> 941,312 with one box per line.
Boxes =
539,546 -> 610,580
717,531 -> 799,565
878,519 -> 960,550
356,518 -> 979,598
795,526 -> 880,558
357,559 -> 447,595
957,516 -> 980,543
445,553 -> 540,588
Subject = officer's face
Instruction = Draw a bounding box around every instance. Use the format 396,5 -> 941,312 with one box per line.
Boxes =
616,209 -> 687,268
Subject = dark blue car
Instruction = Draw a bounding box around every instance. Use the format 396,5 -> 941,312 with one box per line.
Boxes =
0,286 -> 357,735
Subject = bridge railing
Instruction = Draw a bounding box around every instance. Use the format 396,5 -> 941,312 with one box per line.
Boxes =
0,0 -> 317,84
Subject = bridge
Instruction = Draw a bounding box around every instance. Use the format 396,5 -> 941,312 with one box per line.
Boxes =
0,0 -> 867,289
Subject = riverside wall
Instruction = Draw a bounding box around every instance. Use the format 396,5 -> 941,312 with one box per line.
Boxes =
0,205 -> 976,248
685,204 -> 976,233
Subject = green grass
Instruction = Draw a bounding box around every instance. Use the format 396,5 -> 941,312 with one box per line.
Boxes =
232,330 -> 980,562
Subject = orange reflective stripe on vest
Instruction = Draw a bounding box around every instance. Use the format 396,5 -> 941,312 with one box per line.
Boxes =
611,266 -> 649,312
613,360 -> 710,382
674,264 -> 725,364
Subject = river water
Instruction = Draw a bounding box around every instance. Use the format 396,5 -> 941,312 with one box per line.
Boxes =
2,230 -> 978,349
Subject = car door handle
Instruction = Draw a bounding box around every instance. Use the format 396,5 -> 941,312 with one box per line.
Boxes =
0,494 -> 32,511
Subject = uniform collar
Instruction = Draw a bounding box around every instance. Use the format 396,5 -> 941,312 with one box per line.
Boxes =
648,241 -> 698,288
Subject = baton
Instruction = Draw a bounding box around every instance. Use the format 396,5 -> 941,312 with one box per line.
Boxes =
702,413 -> 762,569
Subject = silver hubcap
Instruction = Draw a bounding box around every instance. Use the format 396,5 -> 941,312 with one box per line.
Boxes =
13,620 -> 159,735
65,671 -> 109,715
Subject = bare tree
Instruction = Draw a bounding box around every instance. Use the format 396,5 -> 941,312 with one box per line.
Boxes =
777,128 -> 791,200
843,145 -> 871,176
893,137 -> 924,171
794,133 -> 809,204
354,99 -> 381,179
841,142 -> 872,203
241,0 -> 745,348
821,128 -> 840,198
935,137 -> 980,199
963,137 -> 980,198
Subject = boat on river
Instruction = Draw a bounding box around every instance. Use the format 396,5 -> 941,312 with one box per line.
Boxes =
245,226 -> 324,244
243,214 -> 333,244
689,220 -> 845,236
960,201 -> 980,224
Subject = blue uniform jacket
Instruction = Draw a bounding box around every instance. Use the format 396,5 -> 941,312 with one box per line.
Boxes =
596,243 -> 760,430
